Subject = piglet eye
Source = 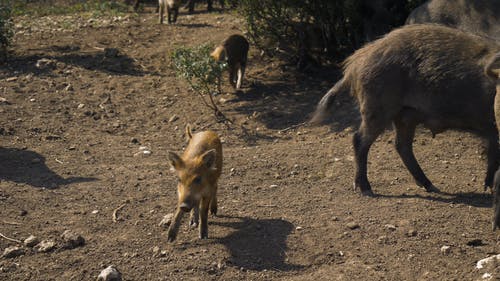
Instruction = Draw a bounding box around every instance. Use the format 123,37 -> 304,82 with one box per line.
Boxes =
193,176 -> 202,185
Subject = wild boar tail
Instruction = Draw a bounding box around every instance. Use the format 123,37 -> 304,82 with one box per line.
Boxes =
310,77 -> 350,125
485,51 -> 500,80
185,124 -> 193,141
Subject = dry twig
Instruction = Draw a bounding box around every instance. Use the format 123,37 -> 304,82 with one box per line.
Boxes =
112,203 -> 126,222
0,232 -> 22,244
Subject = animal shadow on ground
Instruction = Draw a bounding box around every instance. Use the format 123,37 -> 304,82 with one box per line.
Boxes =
212,215 -> 304,271
1,45 -> 147,77
378,191 -> 492,208
0,147 -> 96,189
232,68 -> 360,132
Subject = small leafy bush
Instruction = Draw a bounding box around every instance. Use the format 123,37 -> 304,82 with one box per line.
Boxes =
0,1 -> 13,61
171,44 -> 228,118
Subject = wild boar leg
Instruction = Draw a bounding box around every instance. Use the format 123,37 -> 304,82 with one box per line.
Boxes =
189,206 -> 199,227
209,188 -> 218,216
393,109 -> 440,193
484,135 -> 499,189
199,197 -> 210,239
493,169 -> 500,230
167,208 -> 185,242
353,120 -> 385,197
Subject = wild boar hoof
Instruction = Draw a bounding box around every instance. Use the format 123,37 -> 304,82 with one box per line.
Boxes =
210,208 -> 217,216
354,182 -> 375,197
423,184 -> 440,193
189,220 -> 198,228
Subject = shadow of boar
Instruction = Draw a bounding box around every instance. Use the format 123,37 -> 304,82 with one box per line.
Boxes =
406,0 -> 500,41
312,24 -> 500,197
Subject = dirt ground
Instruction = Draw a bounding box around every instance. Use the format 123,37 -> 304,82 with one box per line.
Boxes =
1,5 -> 499,281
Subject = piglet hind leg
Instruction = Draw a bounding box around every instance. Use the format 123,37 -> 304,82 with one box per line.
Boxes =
189,206 -> 199,228
199,197 -> 210,239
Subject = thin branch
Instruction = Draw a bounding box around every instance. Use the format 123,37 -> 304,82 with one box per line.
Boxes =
0,232 -> 22,244
112,203 -> 126,222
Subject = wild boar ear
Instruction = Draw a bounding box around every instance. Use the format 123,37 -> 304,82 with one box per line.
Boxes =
200,149 -> 217,170
167,151 -> 184,172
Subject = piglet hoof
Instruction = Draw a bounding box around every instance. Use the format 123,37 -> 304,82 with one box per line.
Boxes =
210,208 -> 217,217
167,230 -> 177,243
424,184 -> 440,193
354,182 -> 375,197
189,220 -> 198,228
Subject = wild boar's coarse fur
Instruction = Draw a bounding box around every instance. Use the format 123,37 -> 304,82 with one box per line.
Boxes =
211,34 -> 249,90
406,0 -> 500,41
486,52 -> 500,230
166,125 -> 222,241
311,24 -> 500,197
158,0 -> 181,24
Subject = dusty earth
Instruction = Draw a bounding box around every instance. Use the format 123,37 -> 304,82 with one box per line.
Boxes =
1,5 -> 500,281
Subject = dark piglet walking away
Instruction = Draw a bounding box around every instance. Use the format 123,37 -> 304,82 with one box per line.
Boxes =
312,24 -> 500,198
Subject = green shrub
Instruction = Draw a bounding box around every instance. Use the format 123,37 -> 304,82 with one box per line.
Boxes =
0,1 -> 13,61
238,0 -> 427,67
171,44 -> 228,118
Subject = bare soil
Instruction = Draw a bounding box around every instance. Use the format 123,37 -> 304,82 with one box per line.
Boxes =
1,6 -> 499,281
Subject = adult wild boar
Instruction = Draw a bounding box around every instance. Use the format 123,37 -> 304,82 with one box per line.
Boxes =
406,0 -> 500,41
311,24 -> 500,197
486,53 -> 500,230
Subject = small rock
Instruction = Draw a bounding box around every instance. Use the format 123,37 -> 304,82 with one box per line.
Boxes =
130,137 -> 139,144
2,246 -> 25,258
269,184 -> 278,188
159,213 -> 174,228
152,246 -> 160,257
91,210 -> 99,214
406,229 -> 417,237
385,224 -> 397,231
377,235 -> 389,243
168,115 -> 179,123
19,209 -> 28,216
97,265 -> 122,281
476,254 -> 500,269
346,222 -> 360,230
24,235 -> 40,247
64,84 -> 74,91
77,103 -> 85,109
34,240 -> 56,253
295,226 -> 303,231
440,245 -> 451,255
6,77 -> 17,82
61,230 -> 85,249
0,97 -> 10,104
36,58 -> 56,70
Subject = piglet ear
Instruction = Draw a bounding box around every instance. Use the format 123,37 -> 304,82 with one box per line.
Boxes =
201,149 -> 217,170
167,151 -> 184,172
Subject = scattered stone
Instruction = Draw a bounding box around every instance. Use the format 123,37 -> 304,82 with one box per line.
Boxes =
476,254 -> 500,269
36,58 -> 57,70
2,246 -> 25,258
91,210 -> 99,214
64,84 -> 74,91
440,245 -> 451,255
346,222 -> 360,230
385,224 -> 397,231
24,235 -> 40,247
0,97 -> 10,104
377,235 -> 389,243
77,103 -> 85,109
152,246 -> 160,257
406,229 -> 417,237
269,184 -> 278,188
159,213 -> 174,228
61,230 -> 85,249
97,265 -> 122,281
130,137 -> 139,144
168,115 -> 179,123
6,77 -> 17,82
35,240 -> 56,253
295,226 -> 303,231
19,209 -> 28,216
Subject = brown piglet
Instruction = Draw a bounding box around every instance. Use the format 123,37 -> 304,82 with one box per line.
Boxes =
211,34 -> 249,90
166,125 -> 222,242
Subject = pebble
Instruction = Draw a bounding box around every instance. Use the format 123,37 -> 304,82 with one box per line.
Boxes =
158,213 -> 174,228
168,115 -> 179,123
295,226 -> 303,231
2,246 -> 25,258
476,254 -> 500,269
61,230 -> 85,249
384,224 -> 397,231
406,229 -> 417,237
35,58 -> 56,70
97,265 -> 122,281
34,240 -> 56,253
440,245 -> 451,255
269,184 -> 278,188
346,222 -> 360,230
24,235 -> 40,247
